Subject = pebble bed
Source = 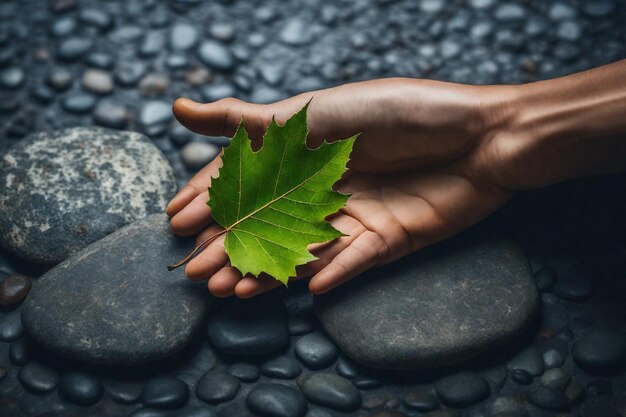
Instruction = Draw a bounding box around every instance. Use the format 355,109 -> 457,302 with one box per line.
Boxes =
1,1 -> 626,417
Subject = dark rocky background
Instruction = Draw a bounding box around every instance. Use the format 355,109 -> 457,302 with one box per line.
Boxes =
1,0 -> 626,417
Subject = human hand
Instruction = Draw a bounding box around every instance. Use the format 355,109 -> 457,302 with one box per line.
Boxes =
166,78 -> 519,298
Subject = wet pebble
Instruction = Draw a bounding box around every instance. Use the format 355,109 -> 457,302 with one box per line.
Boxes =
196,370 -> 240,404
299,373 -> 361,412
541,368 -> 571,391
527,387 -> 569,411
435,372 -> 490,407
81,69 -> 113,95
0,312 -> 24,342
0,273 -> 31,308
170,23 -> 198,51
78,8 -> 112,31
0,67 -> 25,89
46,69 -> 73,91
403,391 -> 440,412
353,375 -> 381,389
246,384 -> 307,417
227,363 -> 260,382
140,100 -> 172,126
9,338 -> 29,365
198,40 -> 235,72
93,101 -> 129,129
61,93 -> 96,114
114,60 -> 147,87
86,52 -> 114,70
57,37 -> 92,61
534,266 -> 555,292
511,369 -> 533,385
59,372 -> 104,406
18,362 -> 59,394
287,317 -> 314,336
543,349 -> 564,369
294,333 -> 338,369
507,346 -> 544,376
141,378 -> 189,410
261,356 -> 302,379
335,357 -> 359,379
108,381 -> 143,404
572,326 -> 626,374
208,297 -> 289,356
181,142 -> 220,170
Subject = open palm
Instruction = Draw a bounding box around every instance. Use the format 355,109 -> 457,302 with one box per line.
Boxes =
167,79 -> 512,297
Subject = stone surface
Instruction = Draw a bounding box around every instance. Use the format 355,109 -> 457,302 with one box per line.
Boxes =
507,346 -> 545,376
22,214 -> 210,365
571,326 -> 626,374
196,370 -> 240,404
227,363 -> 261,382
403,391 -> 440,412
58,372 -> 104,406
435,372 -> 490,407
261,356 -> 302,379
0,273 -> 31,307
181,142 -> 220,171
0,312 -> 23,342
18,362 -> 59,394
246,384 -> 307,417
141,378 -> 190,410
0,128 -> 177,264
197,40 -> 235,72
208,296 -> 289,356
299,373 -> 361,412
315,238 -> 538,369
294,333 -> 338,369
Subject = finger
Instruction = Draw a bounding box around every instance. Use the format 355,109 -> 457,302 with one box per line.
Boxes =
235,274 -> 284,299
234,215 -> 366,298
169,190 -> 213,236
173,98 -> 270,146
166,155 -> 222,217
185,226 -> 228,281
309,231 -> 387,295
207,265 -> 243,298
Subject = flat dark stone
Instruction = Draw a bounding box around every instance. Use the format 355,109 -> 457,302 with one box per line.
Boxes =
246,383 -> 307,417
141,377 -> 189,410
0,127 -> 177,264
58,372 -> 104,406
261,356 -> 302,379
196,370 -> 240,404
315,238 -> 538,369
294,333 -> 338,369
22,214 -> 210,365
527,387 -> 570,411
0,312 -> 23,342
435,372 -> 490,407
299,373 -> 361,412
227,363 -> 260,382
208,296 -> 289,356
572,326 -> 626,374
403,391 -> 440,412
18,362 -> 59,394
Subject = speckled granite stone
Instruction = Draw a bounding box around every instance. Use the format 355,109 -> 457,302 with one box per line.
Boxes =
0,127 -> 177,264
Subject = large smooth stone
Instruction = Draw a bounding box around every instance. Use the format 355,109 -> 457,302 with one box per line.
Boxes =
0,127 -> 177,264
315,237 -> 538,369
22,214 -> 210,365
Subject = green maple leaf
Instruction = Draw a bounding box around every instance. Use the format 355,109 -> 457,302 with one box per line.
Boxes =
207,104 -> 356,284
169,103 -> 357,284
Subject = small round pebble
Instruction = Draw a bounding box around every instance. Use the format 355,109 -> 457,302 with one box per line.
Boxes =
141,378 -> 189,409
81,69 -> 113,95
0,312 -> 24,342
59,372 -> 104,406
527,387 -> 569,411
541,368 -> 571,391
227,363 -> 260,382
108,381 -> 143,404
435,372 -> 490,407
353,375 -> 381,389
572,326 -> 626,374
246,383 -> 308,417
61,93 -> 96,114
9,338 -> 29,365
0,273 -> 31,307
196,370 -> 240,404
288,317 -> 315,335
261,356 -> 302,379
507,346 -> 544,376
511,368 -> 533,385
299,373 -> 361,412
403,391 -> 440,412
335,357 -> 359,379
543,349 -> 565,369
181,142 -> 220,170
18,362 -> 59,393
295,333 -> 339,369
93,101 -> 129,129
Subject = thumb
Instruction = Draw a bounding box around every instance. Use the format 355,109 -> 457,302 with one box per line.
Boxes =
172,97 -> 271,145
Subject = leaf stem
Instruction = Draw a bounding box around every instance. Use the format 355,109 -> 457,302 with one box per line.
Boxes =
167,229 -> 229,271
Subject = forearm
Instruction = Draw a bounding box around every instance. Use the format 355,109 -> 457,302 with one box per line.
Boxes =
485,60 -> 626,189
